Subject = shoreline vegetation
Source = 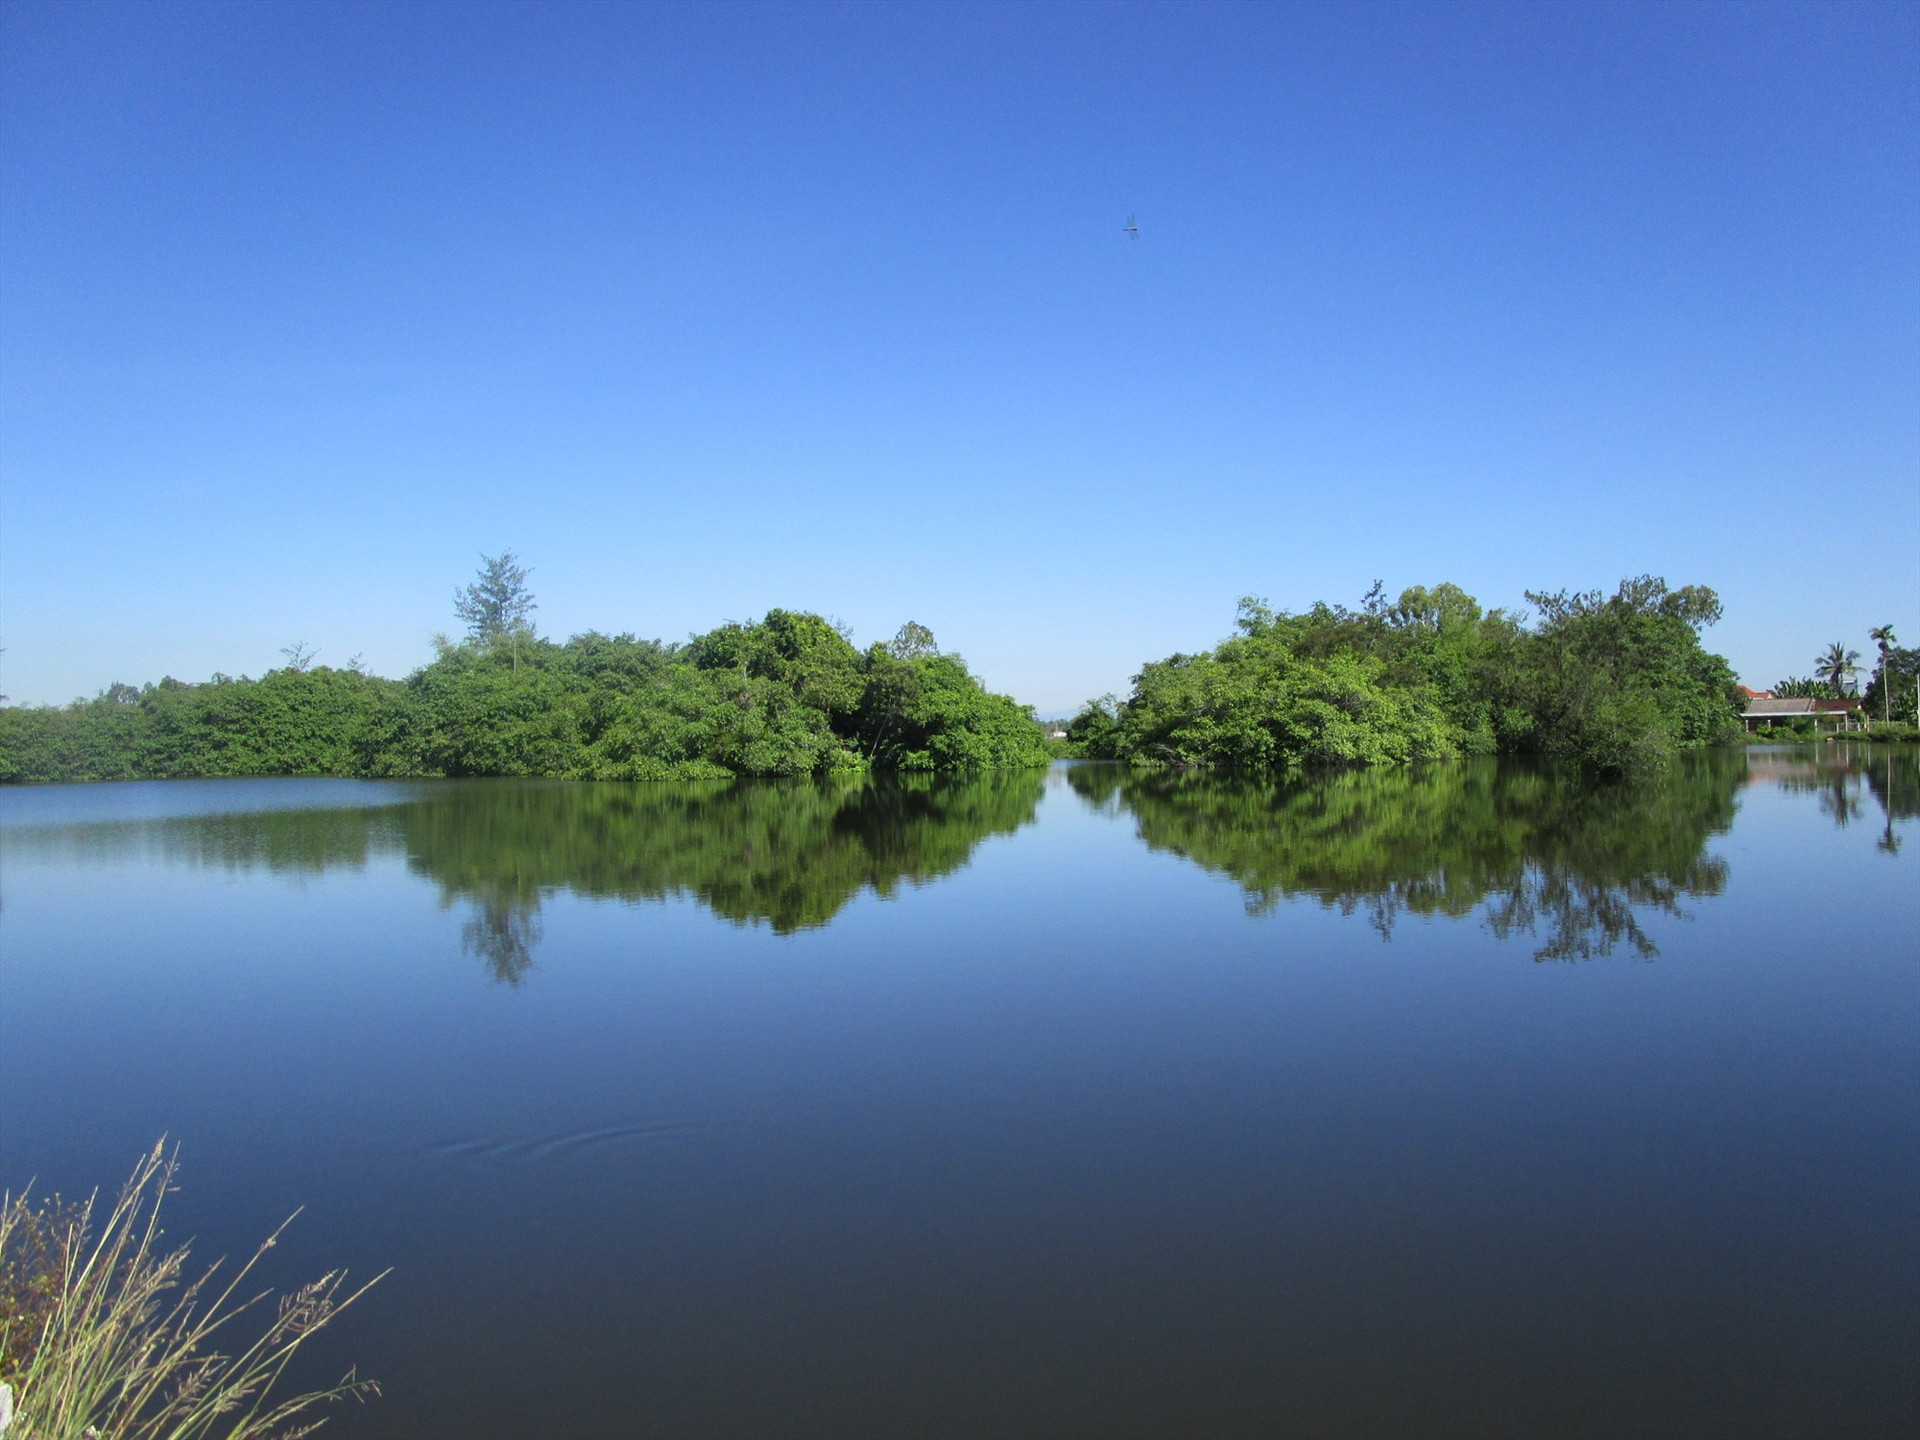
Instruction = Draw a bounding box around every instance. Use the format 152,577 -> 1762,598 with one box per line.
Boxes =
1063,577 -> 1917,774
1066,576 -> 1742,776
0,1142 -> 381,1439
1739,721 -> 1919,746
0,607 -> 1053,785
3,568 -> 1913,786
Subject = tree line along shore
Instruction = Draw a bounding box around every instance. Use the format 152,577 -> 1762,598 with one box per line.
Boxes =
2,562 -> 1911,786
0,607 -> 1049,784
1066,578 -> 1913,773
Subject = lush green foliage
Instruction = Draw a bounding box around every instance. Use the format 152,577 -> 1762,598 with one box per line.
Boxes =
1769,676 -> 1843,699
1770,633 -> 1911,725
1073,577 -> 1742,776
0,668 -> 399,784
0,612 -> 1051,784
1741,719 -> 1821,743
1862,643 -> 1917,725
1836,722 -> 1920,745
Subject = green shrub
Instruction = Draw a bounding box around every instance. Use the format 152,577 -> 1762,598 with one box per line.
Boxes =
0,612 -> 1049,783
1073,576 -> 1742,778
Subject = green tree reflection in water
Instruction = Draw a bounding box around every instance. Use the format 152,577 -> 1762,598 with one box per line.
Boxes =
1858,745 -> 1920,855
398,771 -> 1048,982
18,749 -> 1908,982
1750,743 -> 1920,855
0,774 -> 1045,984
1071,756 -> 1743,960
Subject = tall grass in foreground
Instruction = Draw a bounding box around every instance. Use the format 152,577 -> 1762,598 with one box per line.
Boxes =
0,1142 -> 383,1439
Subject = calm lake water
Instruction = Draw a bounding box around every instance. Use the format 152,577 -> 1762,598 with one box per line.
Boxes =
3,751 -> 1915,1438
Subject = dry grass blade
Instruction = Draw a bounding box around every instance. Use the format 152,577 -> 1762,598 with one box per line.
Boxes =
0,1142 -> 384,1440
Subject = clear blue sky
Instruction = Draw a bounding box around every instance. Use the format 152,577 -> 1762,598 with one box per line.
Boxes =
3,0 -> 1914,711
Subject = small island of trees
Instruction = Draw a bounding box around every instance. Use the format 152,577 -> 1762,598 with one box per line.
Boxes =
0,554 -> 1051,784
1064,576 -> 1747,776
3,562 -> 1912,787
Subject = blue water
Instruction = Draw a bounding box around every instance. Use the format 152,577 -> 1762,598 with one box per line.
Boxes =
2,753 -> 1914,1437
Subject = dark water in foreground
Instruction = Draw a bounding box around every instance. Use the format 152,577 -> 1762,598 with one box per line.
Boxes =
2,751 -> 1915,1438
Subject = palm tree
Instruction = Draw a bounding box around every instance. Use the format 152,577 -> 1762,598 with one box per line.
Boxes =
1868,625 -> 1898,723
1816,642 -> 1860,699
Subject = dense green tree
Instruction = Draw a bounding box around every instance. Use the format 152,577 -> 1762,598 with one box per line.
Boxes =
394,646 -> 588,777
0,666 -> 395,783
1489,576 -> 1741,772
1861,644 -> 1918,726
0,574 -> 1762,787
1064,695 -> 1122,756
1072,576 -> 1739,778
0,607 -> 1047,783
1113,640 -> 1461,769
854,647 -> 1049,771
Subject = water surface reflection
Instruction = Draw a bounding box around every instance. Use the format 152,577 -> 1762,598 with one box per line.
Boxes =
406,773 -> 1047,980
1074,756 -> 1741,960
7,749 -> 1914,977
3,772 -> 1048,980
1748,743 -> 1919,852
2,750 -> 1915,1438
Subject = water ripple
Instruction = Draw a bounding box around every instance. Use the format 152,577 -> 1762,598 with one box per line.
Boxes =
428,1120 -> 708,1166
